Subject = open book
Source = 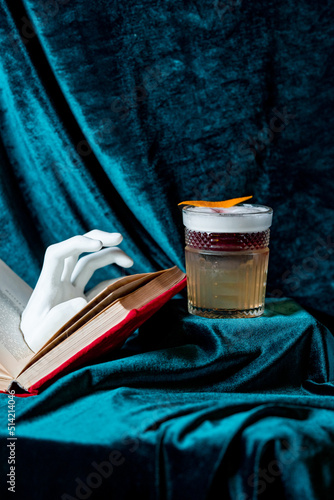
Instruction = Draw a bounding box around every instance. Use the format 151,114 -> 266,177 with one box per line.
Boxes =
0,260 -> 186,396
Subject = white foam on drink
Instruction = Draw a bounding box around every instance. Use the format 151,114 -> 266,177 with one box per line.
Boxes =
182,204 -> 273,233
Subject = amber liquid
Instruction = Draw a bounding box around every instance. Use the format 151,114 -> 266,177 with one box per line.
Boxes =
185,247 -> 269,318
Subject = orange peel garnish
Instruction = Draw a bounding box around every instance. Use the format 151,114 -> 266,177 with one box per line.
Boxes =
178,195 -> 253,208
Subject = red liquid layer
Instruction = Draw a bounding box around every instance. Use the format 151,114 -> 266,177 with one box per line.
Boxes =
185,228 -> 270,251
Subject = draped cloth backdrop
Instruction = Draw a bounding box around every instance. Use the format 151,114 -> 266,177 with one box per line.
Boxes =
0,1 -> 333,499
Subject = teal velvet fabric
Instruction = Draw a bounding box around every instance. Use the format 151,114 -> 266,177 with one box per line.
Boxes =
0,0 -> 334,498
0,0 -> 333,324
1,299 -> 334,499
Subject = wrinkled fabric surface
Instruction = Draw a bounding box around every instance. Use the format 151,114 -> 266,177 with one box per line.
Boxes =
0,1 -> 334,499
1,298 -> 334,499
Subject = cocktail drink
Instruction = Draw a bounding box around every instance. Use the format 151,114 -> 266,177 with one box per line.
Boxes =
182,204 -> 273,318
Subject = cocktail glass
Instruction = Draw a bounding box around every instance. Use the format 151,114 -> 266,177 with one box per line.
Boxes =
182,204 -> 273,318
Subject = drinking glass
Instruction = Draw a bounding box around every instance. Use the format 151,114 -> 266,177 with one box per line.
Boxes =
182,204 -> 273,318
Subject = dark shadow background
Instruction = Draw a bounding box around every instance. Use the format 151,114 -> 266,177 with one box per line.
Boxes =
0,0 -> 333,330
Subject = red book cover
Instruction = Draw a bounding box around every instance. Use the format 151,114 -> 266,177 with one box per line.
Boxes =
7,276 -> 186,396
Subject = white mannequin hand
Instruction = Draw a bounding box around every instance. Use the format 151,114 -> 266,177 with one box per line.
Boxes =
21,230 -> 133,353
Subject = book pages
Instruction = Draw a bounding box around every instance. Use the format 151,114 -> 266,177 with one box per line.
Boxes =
17,267 -> 185,390
0,260 -> 34,378
26,270 -> 165,367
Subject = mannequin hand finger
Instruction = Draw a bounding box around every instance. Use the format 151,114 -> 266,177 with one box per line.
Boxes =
25,235 -> 102,318
71,247 -> 134,291
84,230 -> 123,247
40,235 -> 103,284
61,232 -> 124,281
61,256 -> 77,282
